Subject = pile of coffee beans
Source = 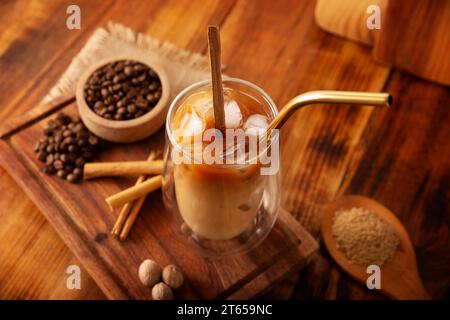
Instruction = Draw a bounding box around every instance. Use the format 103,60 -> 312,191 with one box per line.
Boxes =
84,60 -> 162,120
34,113 -> 104,183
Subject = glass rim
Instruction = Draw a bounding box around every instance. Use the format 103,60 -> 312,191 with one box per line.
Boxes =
165,77 -> 279,168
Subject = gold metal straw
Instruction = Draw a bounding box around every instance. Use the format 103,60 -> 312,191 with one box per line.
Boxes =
268,90 -> 392,131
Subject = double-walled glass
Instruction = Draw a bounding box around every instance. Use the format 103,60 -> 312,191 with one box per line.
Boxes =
162,78 -> 280,256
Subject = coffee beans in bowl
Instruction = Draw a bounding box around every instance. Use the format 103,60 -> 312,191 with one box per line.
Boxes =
34,113 -> 105,183
84,60 -> 162,121
76,56 -> 170,143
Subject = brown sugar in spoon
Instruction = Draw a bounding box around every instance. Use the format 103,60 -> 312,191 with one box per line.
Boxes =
321,195 -> 430,300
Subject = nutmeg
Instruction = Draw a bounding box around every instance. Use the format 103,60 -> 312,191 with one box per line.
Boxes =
152,282 -> 173,300
162,264 -> 184,289
138,259 -> 161,287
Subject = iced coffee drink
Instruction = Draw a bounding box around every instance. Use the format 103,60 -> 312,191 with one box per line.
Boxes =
170,85 -> 272,240
163,78 -> 280,252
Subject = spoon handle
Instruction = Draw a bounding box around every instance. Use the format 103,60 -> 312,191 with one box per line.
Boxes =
269,90 -> 392,130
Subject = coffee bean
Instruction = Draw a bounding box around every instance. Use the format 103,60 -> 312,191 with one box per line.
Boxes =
54,160 -> 64,170
94,101 -> 104,109
124,66 -> 133,76
96,107 -> 107,116
43,165 -> 56,175
114,62 -> 124,72
127,104 -> 137,114
137,74 -> 146,82
34,141 -> 41,152
74,123 -> 85,132
55,135 -> 63,144
66,173 -> 78,183
63,130 -> 72,138
44,127 -> 54,136
59,142 -> 68,152
77,130 -> 89,139
78,139 -> 88,147
148,82 -> 158,91
82,150 -> 93,160
38,151 -> 47,162
57,170 -> 67,179
113,75 -> 121,84
88,135 -> 99,146
101,88 -> 109,97
57,113 -> 71,125
68,145 -> 78,153
106,71 -> 115,81
75,157 -> 85,168
46,144 -> 55,153
132,63 -> 142,72
148,69 -> 158,78
117,107 -> 127,115
136,97 -> 148,109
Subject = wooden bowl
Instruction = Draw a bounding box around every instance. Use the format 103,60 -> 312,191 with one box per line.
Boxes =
76,56 -> 170,143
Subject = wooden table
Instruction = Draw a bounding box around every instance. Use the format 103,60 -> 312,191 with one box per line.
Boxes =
0,0 -> 448,299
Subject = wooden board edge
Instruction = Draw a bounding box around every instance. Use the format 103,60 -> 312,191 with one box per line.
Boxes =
0,93 -> 75,139
225,245 -> 309,300
278,208 -> 319,258
225,209 -> 319,299
0,139 -> 130,299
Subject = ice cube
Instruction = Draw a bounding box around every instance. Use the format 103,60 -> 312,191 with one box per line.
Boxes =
191,92 -> 215,129
244,114 -> 268,137
192,94 -> 213,117
179,111 -> 203,136
224,99 -> 243,128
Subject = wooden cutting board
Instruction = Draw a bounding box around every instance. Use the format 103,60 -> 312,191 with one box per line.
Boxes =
0,95 -> 318,300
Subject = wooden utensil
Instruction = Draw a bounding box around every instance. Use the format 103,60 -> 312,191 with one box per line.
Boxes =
321,195 -> 430,299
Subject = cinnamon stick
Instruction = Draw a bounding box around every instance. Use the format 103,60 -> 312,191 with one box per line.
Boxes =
111,152 -> 156,238
84,160 -> 163,179
207,25 -> 226,132
105,175 -> 162,210
119,194 -> 147,241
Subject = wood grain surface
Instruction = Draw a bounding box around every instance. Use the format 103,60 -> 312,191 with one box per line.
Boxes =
0,0 -> 448,300
315,0 -> 386,46
373,0 -> 450,86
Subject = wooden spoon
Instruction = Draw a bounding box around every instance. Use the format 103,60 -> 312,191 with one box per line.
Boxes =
321,195 -> 430,299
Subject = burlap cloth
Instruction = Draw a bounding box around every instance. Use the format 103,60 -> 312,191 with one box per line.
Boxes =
43,21 -> 211,104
